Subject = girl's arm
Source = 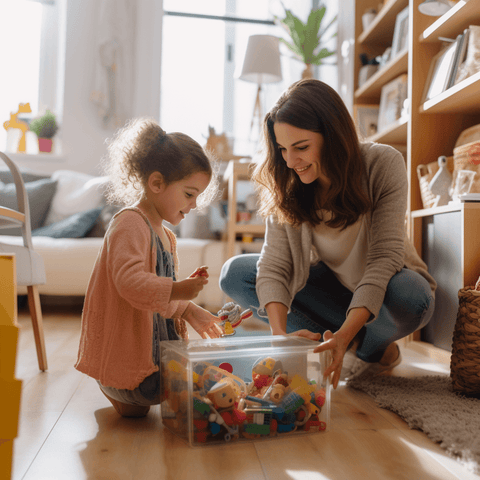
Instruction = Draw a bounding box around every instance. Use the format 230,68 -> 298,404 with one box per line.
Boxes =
182,302 -> 223,339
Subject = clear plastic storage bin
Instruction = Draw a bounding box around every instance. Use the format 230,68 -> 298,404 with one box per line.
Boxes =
160,335 -> 331,446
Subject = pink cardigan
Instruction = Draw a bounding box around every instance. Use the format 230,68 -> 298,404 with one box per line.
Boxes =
75,207 -> 189,390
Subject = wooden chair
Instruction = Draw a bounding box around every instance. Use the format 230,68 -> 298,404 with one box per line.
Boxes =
0,151 -> 48,371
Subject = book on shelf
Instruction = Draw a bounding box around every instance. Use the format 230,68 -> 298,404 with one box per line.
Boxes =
460,192 -> 480,202
446,28 -> 470,90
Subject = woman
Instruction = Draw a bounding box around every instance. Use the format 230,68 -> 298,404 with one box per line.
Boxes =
220,79 -> 436,389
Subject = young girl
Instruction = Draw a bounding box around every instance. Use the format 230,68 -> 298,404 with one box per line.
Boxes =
220,79 -> 436,389
75,118 -> 223,417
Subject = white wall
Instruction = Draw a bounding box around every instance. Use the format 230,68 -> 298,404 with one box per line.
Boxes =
27,0 -> 341,177
54,0 -> 163,176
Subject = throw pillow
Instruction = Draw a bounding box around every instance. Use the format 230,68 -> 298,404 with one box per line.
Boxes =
85,204 -> 122,237
44,170 -> 110,226
0,168 -> 49,185
32,207 -> 103,238
0,178 -> 58,235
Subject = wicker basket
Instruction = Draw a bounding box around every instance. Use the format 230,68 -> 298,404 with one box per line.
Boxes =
450,277 -> 480,397
417,156 -> 454,209
452,139 -> 480,194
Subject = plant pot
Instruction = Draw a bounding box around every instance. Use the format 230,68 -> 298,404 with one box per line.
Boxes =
302,63 -> 314,80
38,138 -> 53,153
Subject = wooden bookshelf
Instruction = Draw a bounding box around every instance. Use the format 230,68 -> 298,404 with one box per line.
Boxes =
223,160 -> 265,259
352,0 -> 480,354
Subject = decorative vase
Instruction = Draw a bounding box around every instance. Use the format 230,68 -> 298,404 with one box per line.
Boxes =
38,138 -> 53,153
302,63 -> 314,80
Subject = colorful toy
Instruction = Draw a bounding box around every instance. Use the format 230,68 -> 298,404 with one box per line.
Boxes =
190,266 -> 209,278
217,301 -> 253,336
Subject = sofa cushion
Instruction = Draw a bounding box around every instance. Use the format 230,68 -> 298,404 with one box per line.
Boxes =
32,207 -> 103,238
44,170 -> 109,225
0,168 -> 49,184
85,204 -> 122,238
0,178 -> 58,235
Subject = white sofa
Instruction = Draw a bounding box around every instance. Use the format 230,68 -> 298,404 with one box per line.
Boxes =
0,168 -> 228,312
8,235 -> 228,311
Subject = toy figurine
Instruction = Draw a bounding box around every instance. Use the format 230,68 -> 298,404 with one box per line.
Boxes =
3,102 -> 32,152
428,156 -> 452,207
190,265 -> 209,278
205,380 -> 246,440
217,301 -> 253,336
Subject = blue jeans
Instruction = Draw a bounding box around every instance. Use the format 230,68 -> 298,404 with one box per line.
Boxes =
219,254 -> 435,363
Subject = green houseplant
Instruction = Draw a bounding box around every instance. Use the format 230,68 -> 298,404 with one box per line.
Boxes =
275,3 -> 337,79
29,110 -> 59,153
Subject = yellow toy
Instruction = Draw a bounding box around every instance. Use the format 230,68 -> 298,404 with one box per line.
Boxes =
3,103 -> 31,152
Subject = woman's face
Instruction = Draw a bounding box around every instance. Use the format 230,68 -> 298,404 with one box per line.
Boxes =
273,122 -> 330,188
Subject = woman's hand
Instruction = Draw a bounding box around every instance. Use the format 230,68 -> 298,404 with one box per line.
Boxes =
285,329 -> 321,341
266,302 -> 321,341
314,330 -> 349,389
183,303 -> 224,339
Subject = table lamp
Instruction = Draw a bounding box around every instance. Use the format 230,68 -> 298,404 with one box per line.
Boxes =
238,34 -> 282,137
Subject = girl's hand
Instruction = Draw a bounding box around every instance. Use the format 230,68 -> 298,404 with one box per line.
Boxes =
190,266 -> 209,279
314,330 -> 349,389
170,276 -> 208,301
183,303 -> 224,339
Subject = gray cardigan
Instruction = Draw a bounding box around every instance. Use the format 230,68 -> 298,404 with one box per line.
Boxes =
256,142 -> 436,321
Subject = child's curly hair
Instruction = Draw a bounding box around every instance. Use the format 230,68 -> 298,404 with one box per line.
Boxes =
103,117 -> 219,208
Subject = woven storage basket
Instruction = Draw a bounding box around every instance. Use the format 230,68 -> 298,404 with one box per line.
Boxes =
417,156 -> 454,209
450,277 -> 480,397
452,140 -> 480,194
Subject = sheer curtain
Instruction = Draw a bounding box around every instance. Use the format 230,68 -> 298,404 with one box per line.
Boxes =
90,0 -> 137,129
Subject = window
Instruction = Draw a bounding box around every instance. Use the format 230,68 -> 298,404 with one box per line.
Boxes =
160,1 -> 308,158
0,0 -> 64,152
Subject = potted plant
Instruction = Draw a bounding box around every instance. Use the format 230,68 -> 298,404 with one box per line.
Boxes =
29,109 -> 59,153
275,3 -> 337,79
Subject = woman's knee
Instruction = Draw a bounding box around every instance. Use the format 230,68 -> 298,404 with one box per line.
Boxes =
384,269 -> 434,324
219,254 -> 258,296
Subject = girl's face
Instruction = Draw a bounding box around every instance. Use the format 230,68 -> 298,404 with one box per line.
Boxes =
150,171 -> 211,226
273,122 -> 329,188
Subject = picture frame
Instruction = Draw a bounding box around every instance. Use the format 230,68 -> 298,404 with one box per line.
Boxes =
449,28 -> 470,88
353,104 -> 380,139
391,6 -> 409,59
378,74 -> 408,133
421,41 -> 458,103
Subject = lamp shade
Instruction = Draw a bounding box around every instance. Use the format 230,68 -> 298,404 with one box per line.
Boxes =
418,0 -> 452,16
238,34 -> 282,84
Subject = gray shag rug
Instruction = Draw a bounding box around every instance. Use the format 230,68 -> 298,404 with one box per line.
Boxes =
347,374 -> 480,474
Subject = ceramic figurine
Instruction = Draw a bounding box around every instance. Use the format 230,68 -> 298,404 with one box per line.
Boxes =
428,156 -> 452,207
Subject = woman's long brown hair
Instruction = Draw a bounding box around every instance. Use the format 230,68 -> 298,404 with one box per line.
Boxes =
252,79 -> 371,229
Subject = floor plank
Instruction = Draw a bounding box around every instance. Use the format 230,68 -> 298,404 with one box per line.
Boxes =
12,303 -> 480,480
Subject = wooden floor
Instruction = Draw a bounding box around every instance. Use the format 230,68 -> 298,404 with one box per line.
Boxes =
13,303 -> 480,480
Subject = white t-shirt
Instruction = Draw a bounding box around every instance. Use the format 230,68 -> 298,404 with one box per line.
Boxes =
312,211 -> 368,292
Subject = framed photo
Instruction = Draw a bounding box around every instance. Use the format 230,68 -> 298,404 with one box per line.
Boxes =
353,105 -> 380,139
421,41 -> 458,103
449,29 -> 470,88
378,74 -> 408,133
391,6 -> 409,59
